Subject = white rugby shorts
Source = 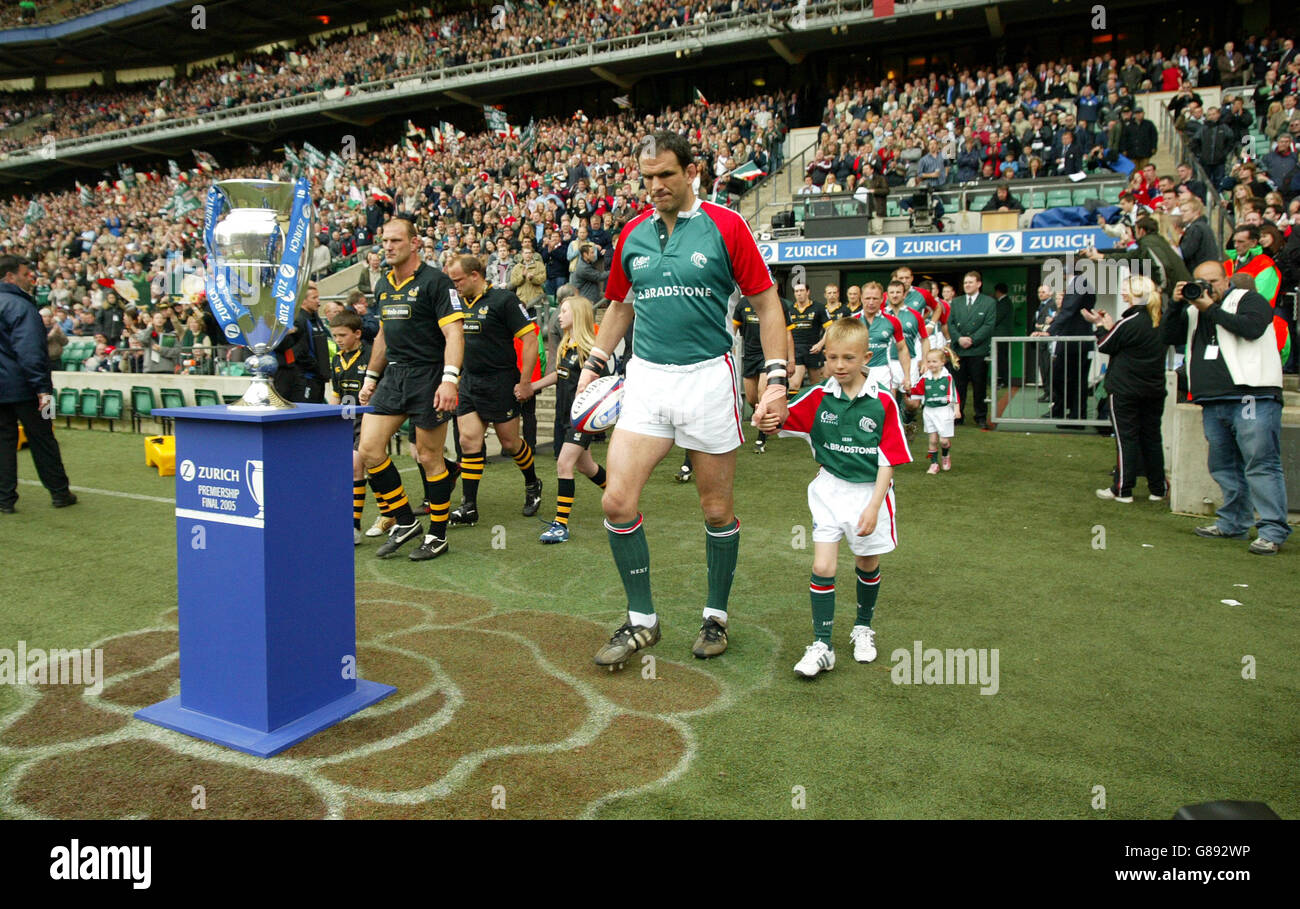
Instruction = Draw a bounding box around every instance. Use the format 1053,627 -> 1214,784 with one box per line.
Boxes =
618,353 -> 744,453
888,357 -> 920,391
922,403 -> 956,438
808,467 -> 897,556
866,364 -> 893,391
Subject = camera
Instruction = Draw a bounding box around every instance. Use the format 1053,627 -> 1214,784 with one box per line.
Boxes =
1182,281 -> 1209,301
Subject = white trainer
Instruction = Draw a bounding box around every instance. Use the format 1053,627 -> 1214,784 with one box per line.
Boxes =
794,641 -> 835,677
366,514 -> 395,537
850,625 -> 877,663
1095,488 -> 1133,503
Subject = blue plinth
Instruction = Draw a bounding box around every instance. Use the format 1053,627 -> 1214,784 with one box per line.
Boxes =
135,403 -> 394,758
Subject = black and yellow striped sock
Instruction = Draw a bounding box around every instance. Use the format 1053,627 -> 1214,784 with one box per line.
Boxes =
460,450 -> 485,506
512,439 -> 538,485
353,480 -> 366,530
423,466 -> 452,541
367,457 -> 415,525
555,477 -> 576,526
589,465 -> 607,488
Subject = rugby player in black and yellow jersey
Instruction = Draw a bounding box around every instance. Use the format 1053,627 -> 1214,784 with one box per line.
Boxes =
443,254 -> 542,526
732,292 -> 794,454
326,309 -> 373,545
787,282 -> 827,393
357,217 -> 466,562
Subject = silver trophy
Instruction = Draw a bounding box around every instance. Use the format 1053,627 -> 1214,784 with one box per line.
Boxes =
203,178 -> 316,409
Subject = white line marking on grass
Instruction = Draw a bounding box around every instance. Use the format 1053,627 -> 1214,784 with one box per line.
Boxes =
18,479 -> 171,504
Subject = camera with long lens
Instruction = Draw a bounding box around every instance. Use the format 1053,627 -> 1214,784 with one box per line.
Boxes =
1182,281 -> 1209,301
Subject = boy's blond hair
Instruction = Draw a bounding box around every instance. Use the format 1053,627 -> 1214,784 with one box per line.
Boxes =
822,317 -> 869,352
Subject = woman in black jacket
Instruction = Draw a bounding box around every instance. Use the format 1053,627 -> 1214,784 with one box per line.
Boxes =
1083,274 -> 1168,502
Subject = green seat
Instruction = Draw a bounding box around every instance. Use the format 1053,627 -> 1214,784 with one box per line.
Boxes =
226,362 -> 248,377
885,199 -> 901,217
58,388 -> 80,427
968,193 -> 992,211
222,395 -> 242,405
194,388 -> 222,407
100,389 -> 124,432
130,385 -> 157,432
793,206 -> 805,224
1045,190 -> 1073,208
77,388 -> 100,428
160,388 -> 186,409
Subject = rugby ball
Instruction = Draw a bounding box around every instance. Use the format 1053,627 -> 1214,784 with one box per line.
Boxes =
571,374 -> 625,433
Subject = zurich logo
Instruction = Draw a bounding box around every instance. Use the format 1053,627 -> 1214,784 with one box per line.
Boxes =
992,234 -> 1016,253
278,263 -> 296,279
222,323 -> 241,340
870,239 -> 890,257
758,243 -> 775,261
859,416 -> 878,433
179,459 -> 196,482
691,252 -> 707,269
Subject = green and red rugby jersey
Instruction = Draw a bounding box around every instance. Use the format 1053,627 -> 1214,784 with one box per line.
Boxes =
853,310 -> 905,368
605,198 -> 774,365
908,368 -> 960,407
888,305 -> 929,359
779,377 -> 912,484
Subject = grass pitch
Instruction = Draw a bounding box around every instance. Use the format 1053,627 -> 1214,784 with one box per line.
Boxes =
0,422 -> 1295,819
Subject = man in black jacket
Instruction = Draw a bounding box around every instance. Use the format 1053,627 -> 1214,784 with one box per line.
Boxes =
1164,262 -> 1289,554
1043,264 -> 1095,422
290,283 -> 330,403
1177,198 -> 1220,271
1190,107 -> 1234,188
0,256 -> 75,513
1119,108 -> 1159,171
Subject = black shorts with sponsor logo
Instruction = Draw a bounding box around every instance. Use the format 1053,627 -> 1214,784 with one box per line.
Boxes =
796,348 -> 824,369
456,370 -> 521,424
742,355 -> 765,379
369,362 -> 452,429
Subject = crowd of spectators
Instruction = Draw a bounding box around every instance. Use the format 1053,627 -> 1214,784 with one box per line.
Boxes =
802,36 -> 1299,212
2,87 -> 789,373
0,0 -> 794,154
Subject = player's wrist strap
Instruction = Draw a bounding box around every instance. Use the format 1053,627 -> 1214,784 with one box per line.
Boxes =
765,360 -> 789,384
364,370 -> 380,381
442,367 -> 460,385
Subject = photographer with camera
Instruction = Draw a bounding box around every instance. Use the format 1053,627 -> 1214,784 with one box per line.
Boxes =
1165,262 -> 1289,554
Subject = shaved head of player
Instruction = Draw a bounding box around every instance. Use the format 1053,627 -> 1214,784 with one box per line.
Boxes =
862,283 -> 882,315
356,216 -> 466,562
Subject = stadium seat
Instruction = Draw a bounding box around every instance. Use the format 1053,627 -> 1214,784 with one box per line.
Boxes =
222,395 -> 242,405
968,193 -> 992,211
144,435 -> 176,477
130,385 -> 157,432
886,199 -> 901,217
194,388 -> 221,407
1045,190 -> 1073,208
160,388 -> 186,409
77,388 -> 101,429
100,389 -> 124,432
57,388 -> 79,428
